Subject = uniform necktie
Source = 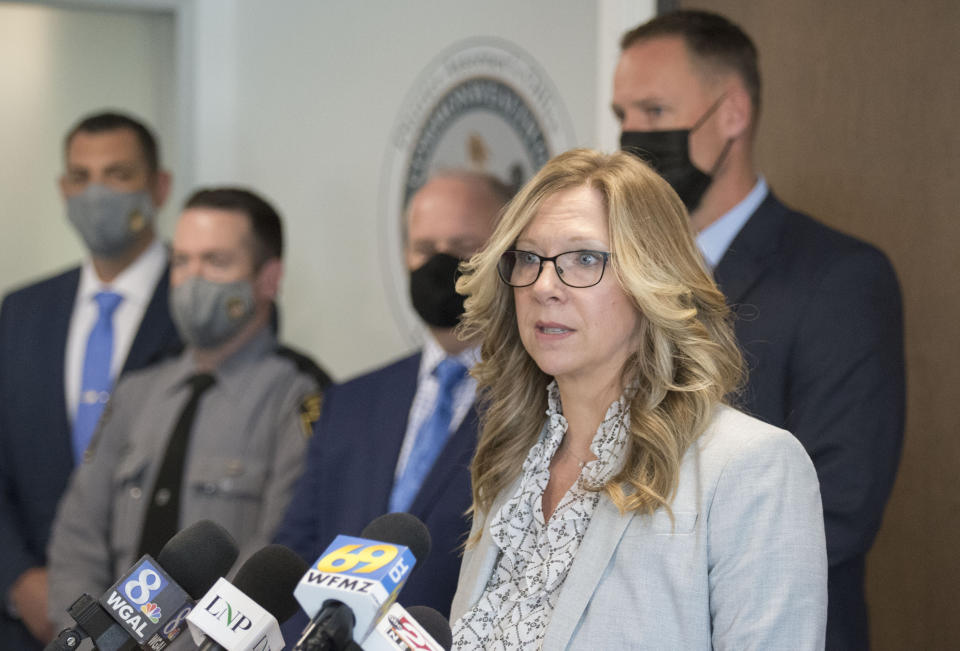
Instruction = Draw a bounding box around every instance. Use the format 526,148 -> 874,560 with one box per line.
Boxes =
71,291 -> 123,465
137,372 -> 216,558
389,358 -> 468,513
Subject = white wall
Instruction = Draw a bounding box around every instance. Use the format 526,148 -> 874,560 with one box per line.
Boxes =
0,2 -> 176,294
0,0 -> 656,381
193,0 -> 607,379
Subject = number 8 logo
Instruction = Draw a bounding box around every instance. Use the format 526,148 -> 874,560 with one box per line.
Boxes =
124,569 -> 162,605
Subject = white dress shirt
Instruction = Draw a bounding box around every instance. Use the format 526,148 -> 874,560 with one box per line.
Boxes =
393,334 -> 481,481
65,238 -> 167,422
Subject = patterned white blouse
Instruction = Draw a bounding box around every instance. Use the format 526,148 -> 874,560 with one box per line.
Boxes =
452,381 -> 631,650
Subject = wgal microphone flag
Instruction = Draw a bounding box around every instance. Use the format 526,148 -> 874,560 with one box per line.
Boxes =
294,534 -> 416,640
98,555 -> 192,649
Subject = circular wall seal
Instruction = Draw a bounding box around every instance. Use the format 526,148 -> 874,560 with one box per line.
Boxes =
380,37 -> 576,345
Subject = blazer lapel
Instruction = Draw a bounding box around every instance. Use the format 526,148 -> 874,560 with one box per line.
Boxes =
452,475 -> 523,618
542,498 -> 637,649
408,405 -> 478,518
369,353 -> 422,512
48,269 -> 81,444
712,193 -> 788,305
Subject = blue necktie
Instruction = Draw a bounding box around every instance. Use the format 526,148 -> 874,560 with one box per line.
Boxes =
71,291 -> 123,464
389,357 -> 469,513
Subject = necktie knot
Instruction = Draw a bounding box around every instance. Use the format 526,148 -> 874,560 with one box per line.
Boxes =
94,291 -> 123,317
434,357 -> 468,392
188,372 -> 216,396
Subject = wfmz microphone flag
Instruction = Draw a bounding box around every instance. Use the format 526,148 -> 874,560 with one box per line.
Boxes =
294,534 -> 416,641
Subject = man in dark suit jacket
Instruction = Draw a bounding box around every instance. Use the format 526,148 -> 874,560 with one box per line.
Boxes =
613,11 -> 904,650
275,172 -> 509,628
0,112 -> 180,649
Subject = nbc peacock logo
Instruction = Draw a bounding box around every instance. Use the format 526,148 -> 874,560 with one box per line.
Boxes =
141,602 -> 162,624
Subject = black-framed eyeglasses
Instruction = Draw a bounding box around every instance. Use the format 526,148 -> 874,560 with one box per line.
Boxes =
497,249 -> 611,288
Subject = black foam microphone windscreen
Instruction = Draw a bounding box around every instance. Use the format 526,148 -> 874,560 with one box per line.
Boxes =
360,512 -> 432,566
406,606 -> 452,650
157,519 -> 239,599
233,544 -> 309,624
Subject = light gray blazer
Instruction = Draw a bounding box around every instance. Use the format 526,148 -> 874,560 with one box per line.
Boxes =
451,405 -> 827,650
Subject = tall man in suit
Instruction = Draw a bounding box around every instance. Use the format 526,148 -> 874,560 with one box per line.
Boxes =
275,171 -> 509,622
613,11 -> 904,649
0,112 -> 180,648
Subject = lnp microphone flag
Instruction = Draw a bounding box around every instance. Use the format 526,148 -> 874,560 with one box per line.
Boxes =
187,577 -> 284,651
187,544 -> 307,651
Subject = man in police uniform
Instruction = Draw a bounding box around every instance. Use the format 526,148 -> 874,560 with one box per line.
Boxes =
46,187 -> 330,638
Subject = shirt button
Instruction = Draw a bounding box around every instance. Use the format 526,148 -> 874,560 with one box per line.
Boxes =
130,487 -> 142,500
154,488 -> 171,506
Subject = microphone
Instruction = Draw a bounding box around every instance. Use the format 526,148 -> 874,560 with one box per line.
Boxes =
47,519 -> 238,651
292,513 -> 432,651
403,607 -> 451,651
358,604 -> 450,651
46,593 -> 139,651
187,544 -> 308,651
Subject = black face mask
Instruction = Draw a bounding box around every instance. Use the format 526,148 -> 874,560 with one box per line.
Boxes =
620,96 -> 731,213
409,253 -> 465,329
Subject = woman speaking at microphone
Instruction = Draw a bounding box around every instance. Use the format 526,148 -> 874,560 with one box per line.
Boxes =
449,149 -> 827,649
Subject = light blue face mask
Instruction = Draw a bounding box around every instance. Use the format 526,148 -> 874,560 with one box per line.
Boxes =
169,276 -> 255,349
66,184 -> 155,257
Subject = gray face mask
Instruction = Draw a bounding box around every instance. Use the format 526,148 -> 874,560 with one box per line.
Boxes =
169,275 -> 256,349
66,184 -> 155,257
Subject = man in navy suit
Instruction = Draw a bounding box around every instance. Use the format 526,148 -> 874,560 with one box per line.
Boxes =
613,11 -> 904,650
0,111 -> 180,648
275,172 -> 509,624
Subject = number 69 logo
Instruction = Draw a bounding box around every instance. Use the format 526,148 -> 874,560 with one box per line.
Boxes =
316,543 -> 398,574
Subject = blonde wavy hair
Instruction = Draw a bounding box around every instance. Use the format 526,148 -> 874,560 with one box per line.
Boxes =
456,148 -> 742,525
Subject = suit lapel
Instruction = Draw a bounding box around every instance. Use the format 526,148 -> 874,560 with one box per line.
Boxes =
542,497 -> 637,649
453,476 -> 522,617
368,353 -> 422,512
712,193 -> 788,305
123,266 -> 180,372
409,405 -> 478,518
48,269 -> 81,444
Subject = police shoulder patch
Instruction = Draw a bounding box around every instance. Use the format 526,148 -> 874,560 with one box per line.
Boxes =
299,391 -> 324,439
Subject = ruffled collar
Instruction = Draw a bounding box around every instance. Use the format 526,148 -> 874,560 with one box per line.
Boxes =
521,381 -> 631,488
490,381 -> 632,558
